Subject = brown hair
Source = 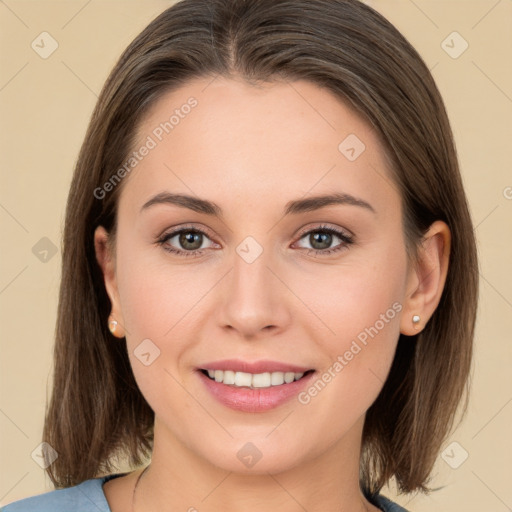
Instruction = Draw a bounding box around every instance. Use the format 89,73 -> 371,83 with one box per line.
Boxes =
43,0 -> 479,497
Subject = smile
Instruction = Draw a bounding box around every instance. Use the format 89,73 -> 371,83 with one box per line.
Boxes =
200,369 -> 314,389
197,366 -> 317,412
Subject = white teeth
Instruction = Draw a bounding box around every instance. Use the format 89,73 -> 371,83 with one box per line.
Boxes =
252,372 -> 271,388
271,372 -> 284,385
234,371 -> 253,387
284,372 -> 295,384
204,369 -> 306,388
223,370 -> 236,385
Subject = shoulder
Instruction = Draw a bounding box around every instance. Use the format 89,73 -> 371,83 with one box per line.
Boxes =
371,493 -> 411,512
0,474 -> 123,512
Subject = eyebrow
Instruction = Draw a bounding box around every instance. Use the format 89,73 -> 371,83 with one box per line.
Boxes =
140,191 -> 376,216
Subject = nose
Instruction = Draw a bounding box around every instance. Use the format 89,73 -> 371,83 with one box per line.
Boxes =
217,240 -> 292,340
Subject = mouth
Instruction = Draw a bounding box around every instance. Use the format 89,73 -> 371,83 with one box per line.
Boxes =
196,359 -> 317,412
199,368 -> 316,389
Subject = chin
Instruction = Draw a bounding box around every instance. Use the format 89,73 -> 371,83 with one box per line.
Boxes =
189,433 -> 310,476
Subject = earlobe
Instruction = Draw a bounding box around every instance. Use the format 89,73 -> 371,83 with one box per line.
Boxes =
94,225 -> 126,338
400,220 -> 451,335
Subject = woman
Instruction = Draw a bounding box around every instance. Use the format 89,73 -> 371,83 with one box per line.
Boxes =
1,0 -> 478,511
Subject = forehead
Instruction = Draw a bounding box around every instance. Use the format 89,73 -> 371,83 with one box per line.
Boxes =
118,76 -> 398,217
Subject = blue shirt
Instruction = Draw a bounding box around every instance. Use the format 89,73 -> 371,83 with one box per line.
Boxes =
1,473 -> 410,511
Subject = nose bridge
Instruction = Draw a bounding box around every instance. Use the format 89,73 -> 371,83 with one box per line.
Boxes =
218,233 -> 290,335
232,233 -> 276,301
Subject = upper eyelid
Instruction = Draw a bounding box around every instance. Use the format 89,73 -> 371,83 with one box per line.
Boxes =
161,223 -> 215,239
295,223 -> 353,239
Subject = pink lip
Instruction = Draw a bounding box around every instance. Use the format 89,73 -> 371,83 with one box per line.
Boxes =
197,366 -> 316,413
198,359 -> 313,374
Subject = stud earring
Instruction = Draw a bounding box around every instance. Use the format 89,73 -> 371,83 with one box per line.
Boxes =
108,318 -> 118,334
412,314 -> 420,325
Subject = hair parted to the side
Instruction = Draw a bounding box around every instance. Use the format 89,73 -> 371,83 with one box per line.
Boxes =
43,0 -> 478,497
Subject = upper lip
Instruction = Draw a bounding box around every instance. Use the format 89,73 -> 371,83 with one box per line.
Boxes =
198,359 -> 313,374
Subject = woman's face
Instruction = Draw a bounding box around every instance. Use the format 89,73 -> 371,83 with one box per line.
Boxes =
97,76 -> 414,474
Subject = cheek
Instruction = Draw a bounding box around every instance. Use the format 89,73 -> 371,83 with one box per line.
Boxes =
113,241 -> 201,401
115,251 -> 196,424
294,241 -> 406,404
115,240 -> 203,341
296,240 -> 406,347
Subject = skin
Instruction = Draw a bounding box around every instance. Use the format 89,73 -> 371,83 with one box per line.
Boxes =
95,76 -> 450,512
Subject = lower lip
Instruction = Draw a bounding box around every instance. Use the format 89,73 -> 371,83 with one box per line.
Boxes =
197,370 -> 316,412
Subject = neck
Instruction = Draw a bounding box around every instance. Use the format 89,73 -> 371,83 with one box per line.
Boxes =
134,416 -> 377,512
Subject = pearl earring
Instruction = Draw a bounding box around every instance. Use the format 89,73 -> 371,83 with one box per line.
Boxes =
412,314 -> 420,325
108,318 -> 118,334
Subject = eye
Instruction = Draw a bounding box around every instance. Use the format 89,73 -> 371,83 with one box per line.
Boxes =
294,225 -> 354,256
157,225 -> 217,258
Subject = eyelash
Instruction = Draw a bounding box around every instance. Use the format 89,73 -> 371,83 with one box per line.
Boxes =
156,224 -> 354,258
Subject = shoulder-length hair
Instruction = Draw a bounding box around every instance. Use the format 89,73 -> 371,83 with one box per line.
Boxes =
43,0 -> 478,496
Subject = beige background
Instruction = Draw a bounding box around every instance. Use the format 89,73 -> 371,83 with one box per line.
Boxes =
0,1 -> 511,510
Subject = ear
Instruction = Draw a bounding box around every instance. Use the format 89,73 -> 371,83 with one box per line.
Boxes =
400,220 -> 451,335
94,225 -> 126,338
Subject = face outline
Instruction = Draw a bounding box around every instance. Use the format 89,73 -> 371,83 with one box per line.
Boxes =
94,76 -> 450,480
